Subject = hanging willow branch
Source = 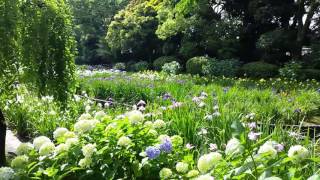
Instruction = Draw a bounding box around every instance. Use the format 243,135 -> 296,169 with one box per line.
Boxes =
21,0 -> 76,103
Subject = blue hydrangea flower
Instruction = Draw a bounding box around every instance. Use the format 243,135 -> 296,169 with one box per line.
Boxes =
145,146 -> 160,159
160,139 -> 172,153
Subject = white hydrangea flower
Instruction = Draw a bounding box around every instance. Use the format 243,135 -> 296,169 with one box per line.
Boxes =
78,113 -> 92,121
170,135 -> 183,146
144,121 -> 153,128
307,174 -> 320,180
91,119 -> 100,126
16,143 -> 33,155
158,134 -> 170,143
225,138 -> 244,157
258,142 -> 277,159
82,144 -> 97,158
65,138 -> 79,148
33,136 -> 51,150
78,157 -> 92,168
94,111 -> 106,120
64,131 -> 77,139
55,143 -> 68,154
127,110 -> 144,124
176,162 -> 189,173
0,167 -> 15,180
264,177 -> 282,180
288,145 -> 309,163
74,120 -> 96,133
186,170 -> 200,178
53,127 -> 69,139
195,174 -> 215,180
153,119 -> 166,129
39,142 -> 55,156
11,155 -> 28,169
85,105 -> 91,113
159,168 -> 172,179
105,122 -> 117,131
117,136 -> 132,147
197,152 -> 222,173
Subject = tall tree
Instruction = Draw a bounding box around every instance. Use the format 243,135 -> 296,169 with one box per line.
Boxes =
69,0 -> 129,64
106,1 -> 161,62
177,0 -> 320,62
292,0 -> 320,59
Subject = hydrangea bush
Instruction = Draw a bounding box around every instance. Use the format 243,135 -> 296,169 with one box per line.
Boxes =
162,61 -> 181,75
3,108 -> 319,179
7,110 -> 189,179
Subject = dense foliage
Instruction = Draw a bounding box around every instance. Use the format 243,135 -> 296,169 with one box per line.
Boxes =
106,1 -> 160,62
0,0 -> 20,99
21,0 -> 76,101
1,0 -> 320,179
69,0 -> 129,64
69,0 -> 320,78
0,0 -> 76,167
5,109 -> 320,179
1,69 -> 319,179
0,0 -> 76,102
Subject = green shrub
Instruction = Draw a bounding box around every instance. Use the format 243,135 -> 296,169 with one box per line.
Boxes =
279,61 -> 302,79
241,61 -> 279,78
133,61 -> 150,72
202,58 -> 240,77
301,69 -> 320,80
153,56 -> 180,71
186,56 -> 211,75
126,61 -> 136,71
162,61 -> 181,74
113,62 -> 126,70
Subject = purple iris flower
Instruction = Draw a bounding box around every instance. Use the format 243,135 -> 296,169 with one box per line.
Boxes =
162,93 -> 172,100
248,122 -> 257,130
294,108 -> 302,113
274,144 -> 284,152
223,87 -> 230,93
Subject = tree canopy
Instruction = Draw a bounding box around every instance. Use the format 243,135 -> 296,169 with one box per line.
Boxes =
101,0 -> 320,66
69,0 -> 129,64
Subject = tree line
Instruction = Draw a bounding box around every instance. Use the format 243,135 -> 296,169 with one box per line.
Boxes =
73,0 -> 320,69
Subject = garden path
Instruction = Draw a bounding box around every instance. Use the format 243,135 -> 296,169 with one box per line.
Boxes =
5,130 -> 21,154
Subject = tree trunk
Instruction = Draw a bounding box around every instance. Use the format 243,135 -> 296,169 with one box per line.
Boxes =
293,1 -> 319,59
0,108 -> 6,167
240,12 -> 259,62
